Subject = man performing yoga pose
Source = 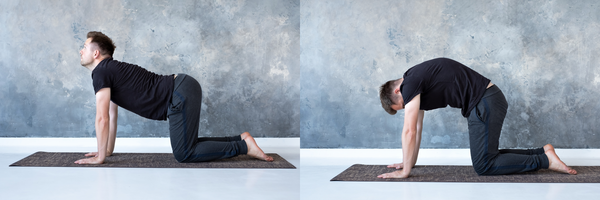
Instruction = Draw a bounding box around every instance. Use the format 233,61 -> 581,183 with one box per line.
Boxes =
75,31 -> 273,164
378,57 -> 576,178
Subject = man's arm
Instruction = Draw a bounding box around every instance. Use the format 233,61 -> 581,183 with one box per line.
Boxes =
75,88 -> 111,164
107,101 -> 118,155
387,110 -> 425,169
410,110 -> 425,167
386,110 -> 424,169
379,94 -> 422,178
84,101 -> 118,157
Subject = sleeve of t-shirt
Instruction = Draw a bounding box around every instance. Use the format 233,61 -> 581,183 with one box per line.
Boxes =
92,66 -> 112,94
400,78 -> 423,106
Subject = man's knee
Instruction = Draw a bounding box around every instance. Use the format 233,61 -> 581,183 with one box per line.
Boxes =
472,162 -> 490,175
172,151 -> 188,163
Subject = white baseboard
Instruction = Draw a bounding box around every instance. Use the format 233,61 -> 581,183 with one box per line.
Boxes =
300,148 -> 600,159
0,137 -> 299,154
300,148 -> 600,166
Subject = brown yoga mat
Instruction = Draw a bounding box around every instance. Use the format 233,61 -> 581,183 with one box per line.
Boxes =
9,151 -> 295,169
331,164 -> 600,183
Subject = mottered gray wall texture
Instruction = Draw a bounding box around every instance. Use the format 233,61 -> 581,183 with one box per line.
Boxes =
0,0 -> 299,137
301,0 -> 600,148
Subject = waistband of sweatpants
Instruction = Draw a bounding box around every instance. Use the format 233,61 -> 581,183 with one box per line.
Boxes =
481,84 -> 501,99
173,73 -> 188,92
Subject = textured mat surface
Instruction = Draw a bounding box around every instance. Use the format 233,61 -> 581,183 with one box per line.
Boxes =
331,164 -> 599,183
10,151 -> 295,169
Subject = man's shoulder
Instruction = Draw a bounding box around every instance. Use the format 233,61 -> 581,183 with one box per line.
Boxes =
100,57 -> 134,68
92,60 -> 119,80
94,58 -> 128,73
92,63 -> 109,76
415,57 -> 457,67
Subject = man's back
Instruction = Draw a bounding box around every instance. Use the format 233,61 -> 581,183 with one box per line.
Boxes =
400,58 -> 490,117
92,58 -> 174,120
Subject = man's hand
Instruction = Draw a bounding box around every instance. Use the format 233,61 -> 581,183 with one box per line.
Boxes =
74,156 -> 105,164
378,170 -> 409,179
387,162 -> 404,169
84,152 -> 112,157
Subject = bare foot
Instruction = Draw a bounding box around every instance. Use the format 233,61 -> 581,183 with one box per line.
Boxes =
240,132 -> 250,140
242,133 -> 273,162
544,144 -> 577,175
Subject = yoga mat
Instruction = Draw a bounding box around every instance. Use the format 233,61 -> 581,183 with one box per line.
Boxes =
9,151 -> 295,169
331,164 -> 600,183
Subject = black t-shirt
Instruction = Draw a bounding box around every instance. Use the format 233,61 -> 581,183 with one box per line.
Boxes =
400,58 -> 490,117
91,58 -> 174,120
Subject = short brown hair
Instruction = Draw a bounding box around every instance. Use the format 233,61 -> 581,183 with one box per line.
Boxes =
379,79 -> 401,115
87,31 -> 116,57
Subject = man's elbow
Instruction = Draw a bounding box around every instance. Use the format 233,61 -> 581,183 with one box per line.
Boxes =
96,115 -> 110,126
403,129 -> 417,137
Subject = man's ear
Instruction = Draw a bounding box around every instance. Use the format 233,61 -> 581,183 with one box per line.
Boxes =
93,49 -> 100,59
394,88 -> 401,94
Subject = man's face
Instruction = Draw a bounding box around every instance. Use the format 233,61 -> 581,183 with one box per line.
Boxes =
390,88 -> 405,111
80,38 -> 95,67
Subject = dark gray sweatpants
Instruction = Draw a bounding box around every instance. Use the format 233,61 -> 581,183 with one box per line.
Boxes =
167,74 -> 248,163
468,85 -> 549,175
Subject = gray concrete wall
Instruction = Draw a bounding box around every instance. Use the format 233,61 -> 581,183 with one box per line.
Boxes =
301,0 -> 600,148
2,0 -> 599,148
0,0 -> 299,137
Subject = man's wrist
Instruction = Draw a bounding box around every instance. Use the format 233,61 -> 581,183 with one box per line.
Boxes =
97,151 -> 107,159
402,168 -> 411,176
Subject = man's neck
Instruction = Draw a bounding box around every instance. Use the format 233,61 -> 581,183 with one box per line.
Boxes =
85,63 -> 97,71
86,56 -> 110,71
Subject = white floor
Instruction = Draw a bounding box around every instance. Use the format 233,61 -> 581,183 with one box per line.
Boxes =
0,138 -> 299,200
2,139 -> 600,200
300,149 -> 600,200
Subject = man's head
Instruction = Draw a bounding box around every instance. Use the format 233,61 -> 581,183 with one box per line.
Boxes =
86,31 -> 115,57
379,78 -> 405,115
80,31 -> 115,68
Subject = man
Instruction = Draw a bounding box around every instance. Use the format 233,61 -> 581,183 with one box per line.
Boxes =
76,31 -> 273,164
378,57 -> 576,178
